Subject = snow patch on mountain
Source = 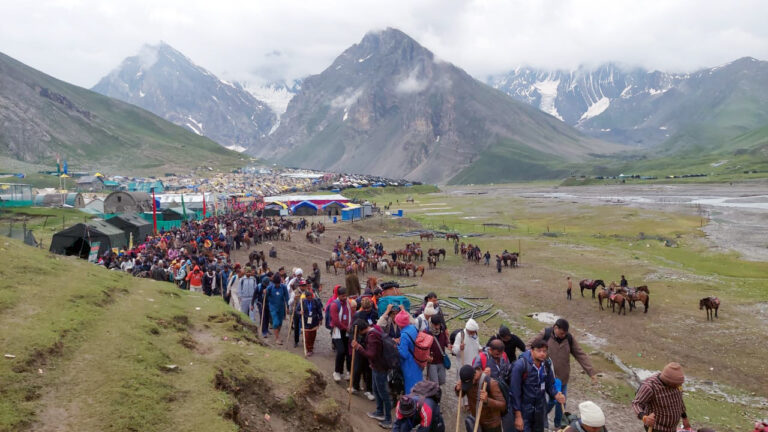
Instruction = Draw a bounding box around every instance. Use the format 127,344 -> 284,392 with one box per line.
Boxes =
225,144 -> 247,152
244,82 -> 296,116
579,97 -> 610,121
186,116 -> 203,135
533,79 -> 563,121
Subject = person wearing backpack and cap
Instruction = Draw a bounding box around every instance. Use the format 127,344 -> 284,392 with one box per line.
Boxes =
527,318 -> 597,428
474,339 -> 513,430
351,317 -> 396,428
396,309 -> 424,395
455,364 -> 506,432
561,401 -> 607,432
393,390 -> 444,432
632,362 -> 691,432
416,302 -> 438,332
486,325 -> 526,365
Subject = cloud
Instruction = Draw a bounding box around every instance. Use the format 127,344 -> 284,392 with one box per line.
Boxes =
0,0 -> 766,88
395,67 -> 429,94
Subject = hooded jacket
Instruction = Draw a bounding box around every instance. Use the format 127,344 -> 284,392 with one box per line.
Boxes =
527,327 -> 595,385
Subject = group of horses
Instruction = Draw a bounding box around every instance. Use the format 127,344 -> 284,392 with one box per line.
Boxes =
235,218 -> 295,249
579,279 -> 650,315
305,222 -> 326,244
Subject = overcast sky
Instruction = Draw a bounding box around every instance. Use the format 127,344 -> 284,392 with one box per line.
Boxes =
1,0 -> 767,88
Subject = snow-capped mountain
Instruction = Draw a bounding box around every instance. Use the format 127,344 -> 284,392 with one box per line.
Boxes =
489,59 -> 768,150
243,79 -> 302,117
92,42 -> 276,151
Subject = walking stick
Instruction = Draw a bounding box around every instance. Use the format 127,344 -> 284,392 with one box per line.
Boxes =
300,296 -> 308,357
347,326 -> 359,411
455,390 -> 463,432
472,381 -> 487,432
284,292 -> 298,345
260,286 -> 268,334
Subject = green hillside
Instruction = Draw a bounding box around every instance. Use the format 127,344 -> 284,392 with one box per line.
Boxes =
0,240 -> 344,432
0,52 -> 244,176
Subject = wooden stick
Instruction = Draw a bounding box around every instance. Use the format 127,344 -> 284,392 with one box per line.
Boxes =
473,381 -> 487,432
299,295 -> 307,357
284,291 -> 298,345
455,390 -> 463,432
347,326 -> 359,411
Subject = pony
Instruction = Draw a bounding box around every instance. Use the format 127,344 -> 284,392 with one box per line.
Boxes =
627,291 -> 650,313
597,289 -> 612,311
437,248 -> 446,261
414,265 -> 425,277
445,233 -> 459,241
700,297 -> 720,321
501,252 -> 519,267
579,279 -> 605,298
611,293 -> 627,315
427,255 -> 438,269
419,232 -> 434,241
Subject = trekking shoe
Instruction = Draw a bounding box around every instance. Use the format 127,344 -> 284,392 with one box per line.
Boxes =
364,391 -> 376,401
378,420 -> 392,429
367,412 -> 385,421
332,372 -> 342,382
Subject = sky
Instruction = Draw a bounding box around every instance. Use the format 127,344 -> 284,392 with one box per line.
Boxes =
1,0 -> 767,88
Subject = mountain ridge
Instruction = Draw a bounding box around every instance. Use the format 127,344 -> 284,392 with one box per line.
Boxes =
256,28 -> 621,184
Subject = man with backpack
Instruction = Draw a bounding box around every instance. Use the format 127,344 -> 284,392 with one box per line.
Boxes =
396,309 -> 425,394
351,318 -> 399,428
510,340 -> 566,432
393,381 -> 445,432
473,339 -> 514,430
527,319 -> 597,429
486,325 -> 526,363
329,287 -> 352,382
455,364 -> 506,432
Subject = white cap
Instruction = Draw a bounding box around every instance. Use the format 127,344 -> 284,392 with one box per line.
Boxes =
465,318 -> 479,331
424,303 -> 437,316
295,268 -> 303,276
578,401 -> 605,427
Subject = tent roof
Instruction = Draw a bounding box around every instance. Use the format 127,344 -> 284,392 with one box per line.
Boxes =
291,201 -> 318,211
264,200 -> 288,209
108,213 -> 151,227
321,201 -> 346,209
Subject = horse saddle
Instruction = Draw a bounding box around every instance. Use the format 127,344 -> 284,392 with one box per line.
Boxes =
585,279 -> 594,285
609,293 -> 617,301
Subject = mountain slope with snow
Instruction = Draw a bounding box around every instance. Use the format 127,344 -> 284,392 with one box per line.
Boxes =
92,42 -> 276,151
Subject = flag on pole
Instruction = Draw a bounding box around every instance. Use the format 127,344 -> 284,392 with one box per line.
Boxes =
129,232 -> 134,250
181,194 -> 187,220
62,159 -> 68,174
152,190 -> 158,235
202,193 -> 207,219
56,155 -> 61,176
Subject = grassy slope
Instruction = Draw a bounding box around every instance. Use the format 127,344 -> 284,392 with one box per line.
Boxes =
346,186 -> 767,430
0,52 -> 245,176
0,240 -> 333,432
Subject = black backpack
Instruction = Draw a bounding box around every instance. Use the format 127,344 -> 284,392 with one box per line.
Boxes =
374,328 -> 401,371
543,327 -> 575,354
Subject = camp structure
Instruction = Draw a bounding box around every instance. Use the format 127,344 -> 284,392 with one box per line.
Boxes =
0,183 -> 33,207
321,201 -> 345,216
75,175 -> 105,192
291,201 -> 319,216
341,203 -> 362,221
34,193 -> 85,208
103,191 -> 153,214
50,219 -> 126,259
106,213 -> 153,246
263,201 -> 287,217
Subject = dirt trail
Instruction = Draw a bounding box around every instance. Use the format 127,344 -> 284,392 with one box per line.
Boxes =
231,219 -> 646,431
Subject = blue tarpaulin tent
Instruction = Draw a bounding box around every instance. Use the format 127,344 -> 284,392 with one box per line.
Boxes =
291,201 -> 318,216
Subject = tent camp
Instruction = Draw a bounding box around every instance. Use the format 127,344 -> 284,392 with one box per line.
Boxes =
263,201 -> 287,217
34,193 -> 85,208
322,201 -> 345,216
291,201 -> 318,216
103,191 -> 153,214
50,220 -> 126,259
106,213 -> 152,246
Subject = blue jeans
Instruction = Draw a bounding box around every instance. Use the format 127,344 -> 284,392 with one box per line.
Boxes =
547,383 -> 567,427
372,369 -> 392,422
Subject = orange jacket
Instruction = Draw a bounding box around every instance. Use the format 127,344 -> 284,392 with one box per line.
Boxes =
186,270 -> 204,286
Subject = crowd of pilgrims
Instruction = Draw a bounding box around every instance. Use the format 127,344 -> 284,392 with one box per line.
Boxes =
95,211 -> 699,432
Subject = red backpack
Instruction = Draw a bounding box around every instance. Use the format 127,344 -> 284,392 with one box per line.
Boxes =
406,331 -> 435,368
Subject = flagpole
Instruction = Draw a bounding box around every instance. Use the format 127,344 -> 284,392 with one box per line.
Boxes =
152,189 -> 158,235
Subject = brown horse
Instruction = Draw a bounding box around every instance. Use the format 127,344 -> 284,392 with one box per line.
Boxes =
427,255 -> 438,269
611,293 -> 627,315
437,248 -> 446,261
501,252 -> 519,267
415,265 -> 425,277
635,285 -> 650,294
445,233 -> 459,241
419,232 -> 434,241
700,297 -> 720,321
597,289 -> 612,311
628,291 -> 650,313
580,279 -> 605,298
